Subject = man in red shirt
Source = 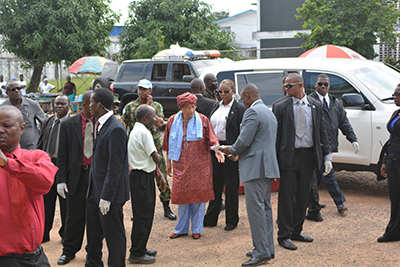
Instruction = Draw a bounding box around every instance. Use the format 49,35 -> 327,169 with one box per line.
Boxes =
0,105 -> 58,265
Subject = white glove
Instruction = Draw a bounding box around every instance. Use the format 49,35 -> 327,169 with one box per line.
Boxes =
352,142 -> 359,154
323,160 -> 333,176
99,199 -> 111,215
57,183 -> 68,199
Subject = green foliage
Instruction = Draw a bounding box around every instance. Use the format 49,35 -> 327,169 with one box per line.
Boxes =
119,0 -> 235,60
0,0 -> 119,91
213,11 -> 230,22
296,0 -> 400,59
0,0 -> 119,66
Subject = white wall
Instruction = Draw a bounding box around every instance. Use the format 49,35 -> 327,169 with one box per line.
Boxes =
217,11 -> 257,48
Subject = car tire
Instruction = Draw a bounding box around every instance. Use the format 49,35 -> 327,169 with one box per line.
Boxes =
93,77 -> 110,89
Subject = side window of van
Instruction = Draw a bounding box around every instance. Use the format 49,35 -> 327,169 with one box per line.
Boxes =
119,63 -> 146,82
172,64 -> 194,81
151,64 -> 168,81
305,72 -> 358,101
236,72 -> 285,106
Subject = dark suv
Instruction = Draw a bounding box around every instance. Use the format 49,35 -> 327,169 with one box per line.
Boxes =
113,58 -> 231,117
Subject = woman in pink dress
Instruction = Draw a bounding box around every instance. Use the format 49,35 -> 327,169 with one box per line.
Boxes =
163,92 -> 224,239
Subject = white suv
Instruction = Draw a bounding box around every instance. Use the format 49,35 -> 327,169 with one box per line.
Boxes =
200,58 -> 400,177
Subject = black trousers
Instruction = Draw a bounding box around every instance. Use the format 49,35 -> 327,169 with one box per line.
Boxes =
85,195 -> 126,267
383,159 -> 400,239
43,158 -> 67,241
62,166 -> 89,257
277,148 -> 315,241
0,246 -> 50,267
129,170 -> 156,257
204,151 -> 239,227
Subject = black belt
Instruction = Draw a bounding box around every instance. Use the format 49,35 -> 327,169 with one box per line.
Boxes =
295,147 -> 313,153
219,141 -> 228,145
2,246 -> 41,260
82,165 -> 91,170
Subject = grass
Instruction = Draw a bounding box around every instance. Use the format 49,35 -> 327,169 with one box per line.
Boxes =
30,76 -> 97,97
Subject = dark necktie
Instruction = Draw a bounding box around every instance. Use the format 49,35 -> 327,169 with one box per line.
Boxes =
323,97 -> 329,109
84,119 -> 93,158
296,101 -> 306,138
94,121 -> 100,139
47,119 -> 60,157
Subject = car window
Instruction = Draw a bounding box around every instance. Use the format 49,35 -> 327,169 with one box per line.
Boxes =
172,63 -> 194,81
151,63 -> 168,81
119,63 -> 145,82
305,72 -> 358,101
235,71 -> 285,106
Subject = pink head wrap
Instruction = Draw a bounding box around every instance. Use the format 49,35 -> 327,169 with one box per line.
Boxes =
177,92 -> 197,109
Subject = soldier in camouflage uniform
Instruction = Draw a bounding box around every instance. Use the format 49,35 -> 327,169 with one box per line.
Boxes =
122,79 -> 176,220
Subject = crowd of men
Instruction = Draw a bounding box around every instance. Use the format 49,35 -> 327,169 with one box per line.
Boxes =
0,72 -> 359,267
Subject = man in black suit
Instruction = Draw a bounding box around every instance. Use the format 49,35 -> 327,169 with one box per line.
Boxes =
37,95 -> 70,243
86,88 -> 129,267
191,78 -> 216,117
56,90 -> 95,265
203,73 -> 220,101
273,73 -> 331,251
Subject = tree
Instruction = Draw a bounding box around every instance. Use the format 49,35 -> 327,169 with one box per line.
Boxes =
0,0 -> 119,92
119,0 -> 235,60
213,11 -> 230,22
296,0 -> 400,59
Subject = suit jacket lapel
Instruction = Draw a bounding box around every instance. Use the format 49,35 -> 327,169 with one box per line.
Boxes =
286,97 -> 295,127
73,115 -> 83,147
226,101 -> 238,128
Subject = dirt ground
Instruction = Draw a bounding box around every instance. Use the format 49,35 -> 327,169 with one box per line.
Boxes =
42,170 -> 400,266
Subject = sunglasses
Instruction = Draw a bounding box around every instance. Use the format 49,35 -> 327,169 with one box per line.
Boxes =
317,82 -> 329,87
7,87 -> 21,92
284,82 -> 302,89
392,93 -> 400,97
218,90 -> 231,94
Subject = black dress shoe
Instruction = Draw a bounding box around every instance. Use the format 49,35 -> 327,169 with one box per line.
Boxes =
145,249 -> 157,256
377,235 -> 400,243
57,254 -> 76,265
337,204 -> 347,214
164,210 -> 177,220
242,256 -> 271,266
128,254 -> 155,264
224,224 -> 237,231
305,212 -> 323,222
279,239 -> 297,250
246,252 -> 274,259
291,233 -> 314,242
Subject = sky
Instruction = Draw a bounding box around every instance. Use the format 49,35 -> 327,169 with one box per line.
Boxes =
110,0 -> 257,25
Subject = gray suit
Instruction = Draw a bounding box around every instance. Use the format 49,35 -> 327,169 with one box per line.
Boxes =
230,100 -> 280,259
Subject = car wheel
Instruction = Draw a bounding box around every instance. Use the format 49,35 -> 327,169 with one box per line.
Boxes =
93,77 -> 110,89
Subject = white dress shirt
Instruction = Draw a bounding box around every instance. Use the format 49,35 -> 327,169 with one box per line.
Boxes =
210,99 -> 234,141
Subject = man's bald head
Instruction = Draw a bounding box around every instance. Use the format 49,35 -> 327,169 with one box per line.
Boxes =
0,105 -> 23,124
0,105 -> 25,152
241,83 -> 260,109
191,78 -> 205,95
82,90 -> 94,104
242,83 -> 260,99
286,73 -> 303,83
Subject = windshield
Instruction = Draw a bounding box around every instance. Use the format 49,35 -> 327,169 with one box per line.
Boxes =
350,63 -> 400,101
191,58 -> 232,76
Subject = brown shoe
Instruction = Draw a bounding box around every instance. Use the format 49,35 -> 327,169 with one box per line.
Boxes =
192,234 -> 201,239
169,233 -> 187,239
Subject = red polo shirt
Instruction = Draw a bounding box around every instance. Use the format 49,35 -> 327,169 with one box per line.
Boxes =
0,145 -> 57,256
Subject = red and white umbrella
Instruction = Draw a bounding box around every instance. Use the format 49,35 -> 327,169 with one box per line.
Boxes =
299,45 -> 366,60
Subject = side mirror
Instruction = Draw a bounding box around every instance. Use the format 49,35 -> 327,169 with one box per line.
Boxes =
183,75 -> 194,82
342,93 -> 364,107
